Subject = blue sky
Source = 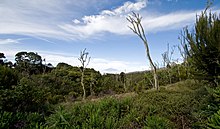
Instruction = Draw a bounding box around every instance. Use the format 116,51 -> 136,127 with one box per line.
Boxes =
0,0 -> 220,73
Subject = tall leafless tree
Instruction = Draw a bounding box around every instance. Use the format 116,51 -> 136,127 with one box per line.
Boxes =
127,12 -> 159,90
78,48 -> 90,100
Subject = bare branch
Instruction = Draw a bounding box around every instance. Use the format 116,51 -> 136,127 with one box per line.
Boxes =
85,57 -> 91,68
128,26 -> 136,34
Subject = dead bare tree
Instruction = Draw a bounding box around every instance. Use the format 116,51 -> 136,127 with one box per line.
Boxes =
178,30 -> 191,79
78,48 -> 90,100
127,12 -> 159,90
178,30 -> 188,65
89,73 -> 95,96
162,43 -> 176,84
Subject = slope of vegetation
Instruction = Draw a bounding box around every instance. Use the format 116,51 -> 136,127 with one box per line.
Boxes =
0,79 -> 215,128
44,80 -> 210,129
1,5 -> 220,129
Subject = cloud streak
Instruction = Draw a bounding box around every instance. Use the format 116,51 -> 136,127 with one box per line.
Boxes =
0,38 -> 29,45
58,0 -> 200,38
0,0 -> 212,41
59,0 -> 148,38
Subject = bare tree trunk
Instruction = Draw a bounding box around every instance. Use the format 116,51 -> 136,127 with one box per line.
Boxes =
123,81 -> 127,92
153,66 -> 158,90
78,48 -> 90,100
90,73 -> 95,96
127,12 -> 159,90
90,82 -> 95,96
162,44 -> 176,85
144,41 -> 159,90
147,76 -> 154,87
177,65 -> 182,81
168,70 -> 172,84
81,70 -> 86,100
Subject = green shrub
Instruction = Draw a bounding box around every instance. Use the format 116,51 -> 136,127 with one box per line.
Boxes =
46,97 -> 134,129
0,65 -> 19,90
0,78 -> 50,113
0,111 -> 45,129
43,80 -> 209,128
0,79 -> 208,128
207,110 -> 220,129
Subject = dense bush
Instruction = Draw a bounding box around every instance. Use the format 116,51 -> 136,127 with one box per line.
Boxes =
35,80 -> 209,128
202,87 -> 220,128
0,77 -> 50,113
184,10 -> 220,85
0,65 -> 19,90
46,97 -> 134,129
0,111 -> 45,129
207,110 -> 220,128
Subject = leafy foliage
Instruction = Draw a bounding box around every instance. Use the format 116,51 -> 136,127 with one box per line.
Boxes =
0,65 -> 19,90
184,10 -> 220,85
0,111 -> 45,129
0,77 -> 50,113
15,52 -> 43,75
207,110 -> 220,128
46,97 -> 134,129
144,116 -> 173,129
38,80 -> 208,128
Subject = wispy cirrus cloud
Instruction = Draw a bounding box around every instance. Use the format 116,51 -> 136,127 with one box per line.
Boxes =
0,0 -> 211,40
100,0 -> 147,15
59,0 -> 199,38
0,0 -> 76,40
167,0 -> 178,2
0,38 -> 29,45
59,0 -> 148,38
0,0 -> 112,40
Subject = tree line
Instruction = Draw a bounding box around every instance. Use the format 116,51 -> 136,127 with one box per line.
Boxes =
0,4 -> 220,128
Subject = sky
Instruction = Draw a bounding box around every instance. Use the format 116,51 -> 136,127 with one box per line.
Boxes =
0,0 -> 220,73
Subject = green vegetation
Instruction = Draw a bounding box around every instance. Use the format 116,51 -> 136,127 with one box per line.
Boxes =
184,9 -> 220,86
45,80 -> 202,129
1,5 -> 220,129
0,79 -> 213,128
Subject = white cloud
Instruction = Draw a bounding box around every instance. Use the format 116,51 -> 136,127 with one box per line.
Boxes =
0,0 -> 201,40
60,11 -> 197,38
72,19 -> 81,24
60,0 -> 205,38
141,11 -> 196,32
0,0 -> 113,40
0,0 -> 217,40
0,0 -> 78,40
59,0 -> 148,38
0,38 -> 28,45
101,0 -> 147,16
167,0 -> 178,2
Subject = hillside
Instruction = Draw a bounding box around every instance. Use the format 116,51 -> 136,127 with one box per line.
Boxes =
1,3 -> 220,129
31,80 -> 211,128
